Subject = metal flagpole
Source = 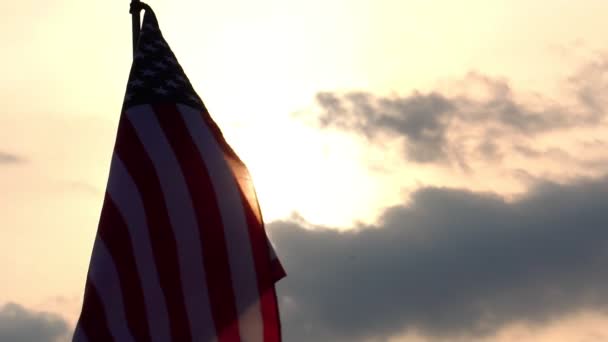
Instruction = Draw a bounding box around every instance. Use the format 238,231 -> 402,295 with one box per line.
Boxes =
130,0 -> 142,57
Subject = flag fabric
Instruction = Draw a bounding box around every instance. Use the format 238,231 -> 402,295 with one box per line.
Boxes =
74,6 -> 285,342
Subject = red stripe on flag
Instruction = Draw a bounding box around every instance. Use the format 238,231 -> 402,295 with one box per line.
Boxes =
98,194 -> 152,342
115,116 -> 192,341
262,287 -> 283,342
193,105 -> 286,340
238,188 -> 283,342
78,281 -> 115,342
153,104 -> 241,341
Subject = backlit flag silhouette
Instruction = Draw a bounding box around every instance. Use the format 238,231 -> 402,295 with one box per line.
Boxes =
74,6 -> 285,342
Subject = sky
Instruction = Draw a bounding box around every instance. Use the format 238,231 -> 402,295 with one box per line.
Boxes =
2,0 -> 608,341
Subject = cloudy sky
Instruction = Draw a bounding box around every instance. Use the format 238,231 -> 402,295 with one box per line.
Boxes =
2,0 -> 608,341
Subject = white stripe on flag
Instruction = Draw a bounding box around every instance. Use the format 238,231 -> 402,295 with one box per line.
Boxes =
178,104 -> 264,342
88,238 -> 135,342
107,155 -> 171,342
127,105 -> 217,341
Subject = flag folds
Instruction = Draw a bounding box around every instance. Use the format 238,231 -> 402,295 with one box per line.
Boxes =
74,6 -> 285,342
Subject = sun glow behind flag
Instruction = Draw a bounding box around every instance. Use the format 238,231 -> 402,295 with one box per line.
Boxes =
74,6 -> 285,342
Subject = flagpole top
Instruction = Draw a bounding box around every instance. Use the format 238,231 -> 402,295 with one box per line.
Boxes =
130,0 -> 148,57
130,0 -> 149,14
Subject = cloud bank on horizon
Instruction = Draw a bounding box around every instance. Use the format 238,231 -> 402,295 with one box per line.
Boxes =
0,303 -> 70,342
272,176 -> 608,342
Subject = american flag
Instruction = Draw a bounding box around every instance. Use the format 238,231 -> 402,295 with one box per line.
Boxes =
74,6 -> 285,342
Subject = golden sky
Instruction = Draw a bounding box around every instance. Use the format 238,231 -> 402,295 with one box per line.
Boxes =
2,1 -> 608,341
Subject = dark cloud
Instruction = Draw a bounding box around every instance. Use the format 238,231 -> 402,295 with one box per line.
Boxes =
316,91 -> 455,163
311,64 -> 608,165
0,152 -> 23,165
477,139 -> 503,161
271,177 -> 608,341
0,303 -> 70,342
568,55 -> 608,120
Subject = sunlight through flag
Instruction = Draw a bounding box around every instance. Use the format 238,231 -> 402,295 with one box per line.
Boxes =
73,4 -> 285,341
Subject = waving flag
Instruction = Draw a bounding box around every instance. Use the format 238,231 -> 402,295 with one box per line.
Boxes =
74,6 -> 285,342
